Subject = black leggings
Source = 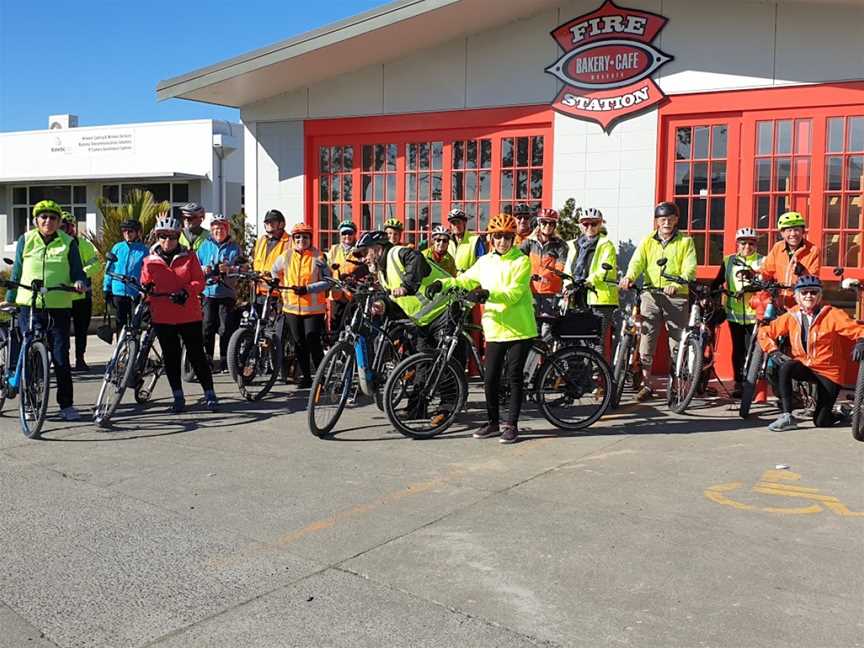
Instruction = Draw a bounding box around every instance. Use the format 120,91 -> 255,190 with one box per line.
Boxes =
484,339 -> 533,426
202,297 -> 237,360
154,322 -> 214,393
728,322 -> 752,384
778,360 -> 840,427
285,313 -> 325,380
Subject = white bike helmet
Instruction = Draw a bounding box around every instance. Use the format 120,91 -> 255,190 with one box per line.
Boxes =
735,227 -> 757,241
430,225 -> 451,241
579,207 -> 604,222
154,214 -> 182,234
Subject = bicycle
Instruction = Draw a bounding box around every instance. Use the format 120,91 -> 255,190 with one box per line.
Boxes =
93,266 -> 170,426
656,258 -> 727,414
225,272 -> 295,401
837,274 -> 864,442
0,276 -> 78,439
609,282 -> 655,408
383,286 -> 613,439
307,274 -> 416,437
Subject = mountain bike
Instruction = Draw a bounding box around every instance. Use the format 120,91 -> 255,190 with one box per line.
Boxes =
93,267 -> 170,426
656,259 -> 726,414
307,275 -> 416,437
0,276 -> 78,439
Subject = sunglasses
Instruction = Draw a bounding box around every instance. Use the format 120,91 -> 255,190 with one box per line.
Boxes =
539,220 -> 556,226
739,240 -> 757,245
798,289 -> 821,296
158,234 -> 179,241
293,234 -> 311,240
37,213 -> 60,221
515,215 -> 532,220
491,233 -> 515,241
581,221 -> 601,227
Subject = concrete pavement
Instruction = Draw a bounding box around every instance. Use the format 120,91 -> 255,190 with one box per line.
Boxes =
0,337 -> 862,647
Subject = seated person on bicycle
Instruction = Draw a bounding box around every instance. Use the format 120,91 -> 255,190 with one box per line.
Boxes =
760,211 -> 821,310
428,213 -> 536,444
197,214 -> 242,373
619,201 -> 697,402
565,207 -> 619,356
758,276 -> 864,431
520,208 -> 569,324
4,199 -> 86,421
711,227 -> 764,398
270,223 -> 332,389
104,219 -> 149,333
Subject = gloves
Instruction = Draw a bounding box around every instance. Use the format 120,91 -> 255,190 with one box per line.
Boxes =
425,280 -> 443,299
469,288 -> 490,304
169,289 -> 188,305
769,350 -> 791,365
292,285 -> 308,296
853,339 -> 864,362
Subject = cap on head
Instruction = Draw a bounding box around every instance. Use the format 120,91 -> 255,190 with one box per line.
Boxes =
32,199 -> 63,219
654,201 -> 679,218
120,219 -> 142,231
794,275 -> 822,292
263,209 -> 285,223
778,211 -> 806,230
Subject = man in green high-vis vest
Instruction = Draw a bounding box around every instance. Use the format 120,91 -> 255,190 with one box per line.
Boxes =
61,211 -> 99,372
4,200 -> 86,421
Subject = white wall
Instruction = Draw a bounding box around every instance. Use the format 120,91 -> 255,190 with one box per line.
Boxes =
253,121 -> 305,235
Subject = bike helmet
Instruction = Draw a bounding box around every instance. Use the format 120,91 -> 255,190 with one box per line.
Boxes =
355,230 -> 390,248
447,208 -> 467,222
579,207 -> 603,222
338,219 -> 357,233
430,225 -> 451,241
61,210 -> 76,225
487,213 -> 517,235
209,213 -> 230,225
538,208 -> 559,222
514,203 -> 533,217
32,199 -> 63,218
794,275 -> 822,292
180,202 -> 205,216
154,214 -> 182,234
654,201 -> 679,218
735,227 -> 757,240
263,209 -> 285,223
778,211 -> 806,230
120,218 -> 142,231
291,222 -> 313,236
383,218 -> 403,231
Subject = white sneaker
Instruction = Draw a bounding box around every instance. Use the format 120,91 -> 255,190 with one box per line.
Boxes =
59,407 -> 81,422
768,413 -> 797,432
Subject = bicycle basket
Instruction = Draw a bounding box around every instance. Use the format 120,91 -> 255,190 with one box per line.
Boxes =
555,310 -> 602,337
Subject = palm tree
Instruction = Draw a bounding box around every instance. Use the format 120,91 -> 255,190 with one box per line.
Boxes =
85,188 -> 169,257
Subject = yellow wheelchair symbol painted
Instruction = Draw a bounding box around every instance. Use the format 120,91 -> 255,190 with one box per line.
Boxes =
705,469 -> 864,516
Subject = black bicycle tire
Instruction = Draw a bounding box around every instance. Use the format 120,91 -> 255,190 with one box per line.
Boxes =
19,341 -> 50,439
669,333 -> 703,414
0,328 -> 8,412
373,336 -> 401,411
94,336 -> 138,426
611,332 -> 632,408
535,346 -> 612,431
739,345 -> 763,418
227,328 -> 281,401
180,342 -> 197,383
383,352 -> 467,439
307,342 -> 355,437
852,361 -> 864,442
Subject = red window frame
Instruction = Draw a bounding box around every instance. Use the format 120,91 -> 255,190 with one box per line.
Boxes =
658,81 -> 864,280
305,106 -> 554,251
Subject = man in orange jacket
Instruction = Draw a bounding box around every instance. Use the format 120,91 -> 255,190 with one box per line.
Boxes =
758,276 -> 864,431
760,211 -> 821,309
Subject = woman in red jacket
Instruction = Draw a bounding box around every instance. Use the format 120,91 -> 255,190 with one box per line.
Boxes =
140,214 -> 217,413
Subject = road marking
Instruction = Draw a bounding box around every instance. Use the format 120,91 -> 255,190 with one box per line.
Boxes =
705,469 -> 863,517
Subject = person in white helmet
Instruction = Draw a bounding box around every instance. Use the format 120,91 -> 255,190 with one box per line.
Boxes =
711,227 -> 764,398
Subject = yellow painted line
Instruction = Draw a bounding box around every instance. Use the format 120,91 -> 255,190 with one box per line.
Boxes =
752,486 -> 841,503
753,482 -> 822,494
759,503 -> 823,515
823,501 -> 864,517
706,482 -> 822,515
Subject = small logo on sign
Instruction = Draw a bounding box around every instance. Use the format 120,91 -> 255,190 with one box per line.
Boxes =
546,0 -> 674,131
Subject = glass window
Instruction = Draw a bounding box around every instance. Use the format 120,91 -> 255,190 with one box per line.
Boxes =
29,185 -> 71,204
73,185 -> 86,204
102,185 -> 119,203
172,183 -> 189,203
823,115 -> 864,267
12,187 -> 27,204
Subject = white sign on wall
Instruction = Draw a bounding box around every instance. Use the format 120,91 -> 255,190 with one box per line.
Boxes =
49,130 -> 135,156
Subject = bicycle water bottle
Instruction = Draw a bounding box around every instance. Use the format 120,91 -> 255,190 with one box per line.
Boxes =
354,337 -> 374,396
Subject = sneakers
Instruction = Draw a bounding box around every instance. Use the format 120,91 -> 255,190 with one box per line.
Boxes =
499,423 -> 519,444
473,422 -> 500,439
768,413 -> 798,432
59,406 -> 80,422
204,389 -> 219,413
73,359 -> 89,373
636,386 -> 654,402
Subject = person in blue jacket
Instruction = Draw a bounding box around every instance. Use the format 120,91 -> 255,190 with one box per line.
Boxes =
103,219 -> 149,332
197,214 -> 242,372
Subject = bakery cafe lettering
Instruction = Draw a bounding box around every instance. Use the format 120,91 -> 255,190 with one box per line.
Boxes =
546,0 -> 673,131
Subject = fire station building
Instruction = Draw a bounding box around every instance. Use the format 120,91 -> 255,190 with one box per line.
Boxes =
157,0 -> 863,282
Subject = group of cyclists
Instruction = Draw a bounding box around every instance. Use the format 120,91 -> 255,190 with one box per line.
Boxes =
3,196 -> 864,441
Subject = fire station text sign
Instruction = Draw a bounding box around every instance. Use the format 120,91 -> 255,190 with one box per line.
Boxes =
546,0 -> 673,131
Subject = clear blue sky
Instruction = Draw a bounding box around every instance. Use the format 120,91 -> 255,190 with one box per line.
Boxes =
0,0 -> 383,132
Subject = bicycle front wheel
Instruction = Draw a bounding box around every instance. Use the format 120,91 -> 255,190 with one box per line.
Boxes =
0,327 -> 9,412
536,346 -> 612,431
739,344 -> 763,418
94,336 -> 138,426
19,341 -> 50,439
383,352 -> 467,439
667,333 -> 703,414
307,342 -> 355,437
852,361 -> 864,442
134,342 -> 163,404
611,331 -> 633,408
227,328 -> 281,401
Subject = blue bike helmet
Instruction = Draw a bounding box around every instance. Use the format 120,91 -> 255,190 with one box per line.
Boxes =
794,275 -> 822,292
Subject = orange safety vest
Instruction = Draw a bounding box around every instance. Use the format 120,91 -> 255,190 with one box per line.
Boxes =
327,243 -> 353,302
253,232 -> 292,295
280,247 -> 327,316
760,239 -> 821,309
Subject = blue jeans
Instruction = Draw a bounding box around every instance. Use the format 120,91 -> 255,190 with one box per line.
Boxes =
10,307 -> 73,409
